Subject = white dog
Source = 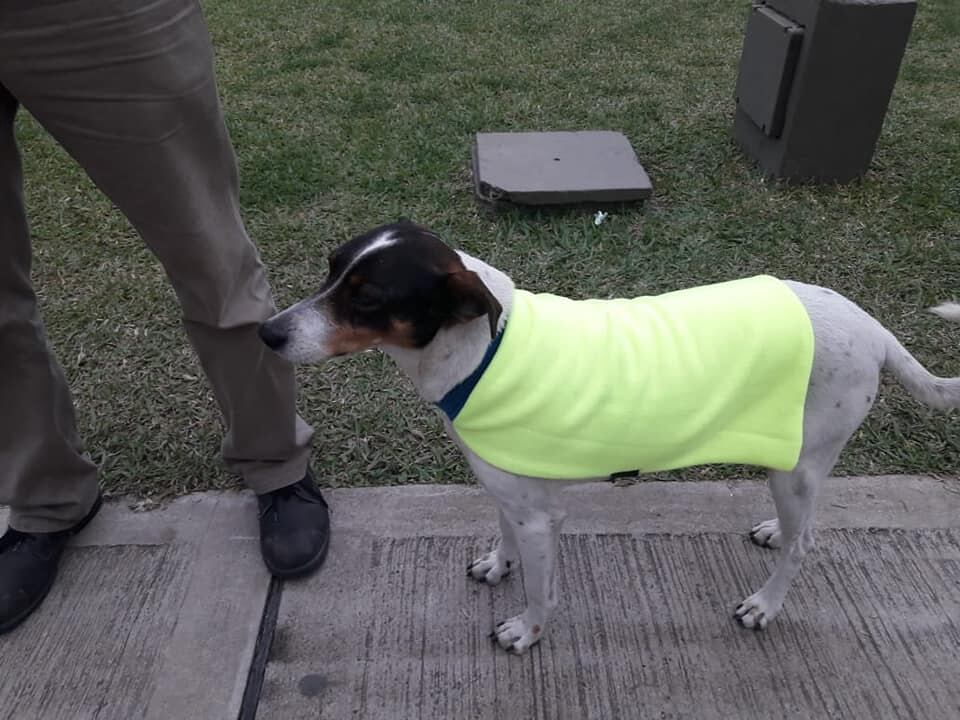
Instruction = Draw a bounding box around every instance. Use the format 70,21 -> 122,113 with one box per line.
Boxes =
259,221 -> 960,654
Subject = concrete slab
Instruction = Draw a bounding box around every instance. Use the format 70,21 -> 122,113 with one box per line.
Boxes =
0,493 -> 270,720
473,131 -> 652,205
257,477 -> 960,720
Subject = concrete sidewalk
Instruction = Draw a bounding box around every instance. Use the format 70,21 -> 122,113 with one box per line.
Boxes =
1,477 -> 959,719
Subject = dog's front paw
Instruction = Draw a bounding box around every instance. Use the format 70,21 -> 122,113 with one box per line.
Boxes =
491,612 -> 544,654
467,550 -> 515,585
734,591 -> 782,630
749,518 -> 782,549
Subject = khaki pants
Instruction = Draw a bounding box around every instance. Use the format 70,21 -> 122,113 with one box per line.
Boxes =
0,0 -> 314,532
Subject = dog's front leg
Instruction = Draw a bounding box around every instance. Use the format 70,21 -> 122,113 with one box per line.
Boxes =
491,503 -> 565,653
468,508 -> 519,585
462,450 -> 567,653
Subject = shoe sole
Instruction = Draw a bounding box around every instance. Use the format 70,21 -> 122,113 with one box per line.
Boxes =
263,529 -> 331,580
0,493 -> 104,636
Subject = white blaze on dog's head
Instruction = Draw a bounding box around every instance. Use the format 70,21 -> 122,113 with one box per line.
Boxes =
258,221 -> 502,365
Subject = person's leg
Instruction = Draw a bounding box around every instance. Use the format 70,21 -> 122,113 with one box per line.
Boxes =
1,0 -> 313,494
0,85 -> 101,532
0,83 -> 103,635
1,0 -> 313,492
0,0 -> 327,580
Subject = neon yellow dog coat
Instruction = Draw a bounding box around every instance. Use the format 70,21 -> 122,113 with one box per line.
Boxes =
436,275 -> 814,479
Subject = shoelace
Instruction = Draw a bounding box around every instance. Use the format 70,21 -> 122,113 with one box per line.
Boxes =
257,479 -> 326,519
0,529 -> 32,555
258,481 -> 306,519
0,528 -> 71,561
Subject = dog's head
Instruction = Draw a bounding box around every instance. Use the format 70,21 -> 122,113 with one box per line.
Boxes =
259,221 -> 502,364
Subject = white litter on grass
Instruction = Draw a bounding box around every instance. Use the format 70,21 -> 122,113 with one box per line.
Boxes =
929,302 -> 960,321
594,211 -> 609,226
128,497 -> 161,513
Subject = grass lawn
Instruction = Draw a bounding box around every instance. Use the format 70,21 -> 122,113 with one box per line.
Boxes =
15,0 -> 960,498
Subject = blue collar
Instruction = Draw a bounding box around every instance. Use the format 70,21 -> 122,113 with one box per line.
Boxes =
435,330 -> 505,421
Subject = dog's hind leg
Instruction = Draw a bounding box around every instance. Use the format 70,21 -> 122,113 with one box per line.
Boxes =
738,280 -> 896,622
734,444 -> 841,629
468,508 -> 519,585
735,467 -> 819,629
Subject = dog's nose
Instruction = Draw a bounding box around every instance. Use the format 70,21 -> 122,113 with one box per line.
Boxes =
258,321 -> 288,350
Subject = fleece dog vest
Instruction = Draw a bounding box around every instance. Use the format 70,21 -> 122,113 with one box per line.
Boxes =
437,275 -> 815,480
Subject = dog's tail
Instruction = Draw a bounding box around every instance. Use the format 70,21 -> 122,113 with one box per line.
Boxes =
929,302 -> 960,323
882,302 -> 960,411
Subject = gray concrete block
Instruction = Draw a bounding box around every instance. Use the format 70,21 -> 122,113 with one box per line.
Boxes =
733,0 -> 917,182
473,131 -> 652,205
256,478 -> 960,720
0,492 -> 269,720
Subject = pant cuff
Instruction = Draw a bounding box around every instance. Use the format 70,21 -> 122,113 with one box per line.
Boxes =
235,447 -> 313,495
7,485 -> 101,534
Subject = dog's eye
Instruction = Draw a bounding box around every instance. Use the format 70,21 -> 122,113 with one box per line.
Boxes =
352,283 -> 385,312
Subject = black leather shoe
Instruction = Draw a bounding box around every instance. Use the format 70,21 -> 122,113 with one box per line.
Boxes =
257,469 -> 330,579
0,493 -> 103,635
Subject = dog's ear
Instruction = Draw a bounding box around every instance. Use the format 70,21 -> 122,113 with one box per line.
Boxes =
438,269 -> 502,338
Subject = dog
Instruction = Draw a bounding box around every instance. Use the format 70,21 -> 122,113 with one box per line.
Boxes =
259,220 -> 960,654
